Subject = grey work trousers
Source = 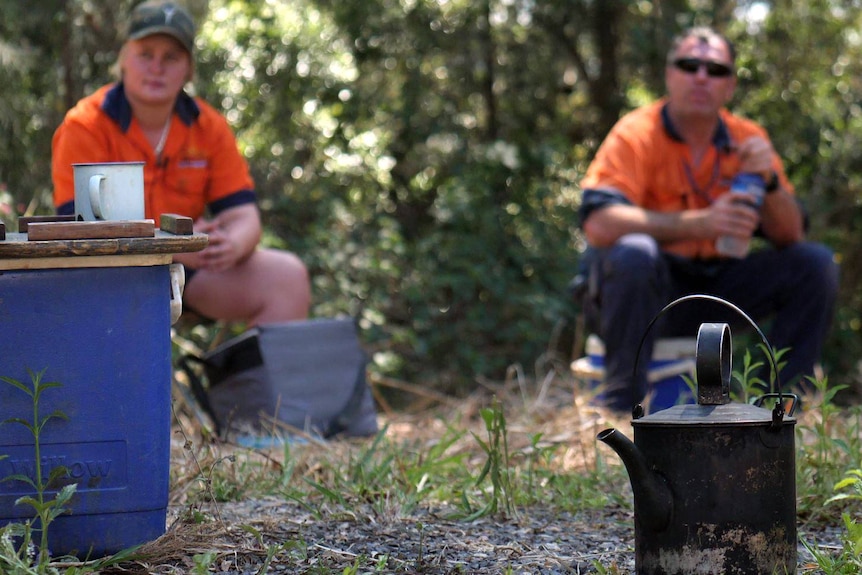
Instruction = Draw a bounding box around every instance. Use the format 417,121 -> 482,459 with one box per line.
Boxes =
585,234 -> 839,412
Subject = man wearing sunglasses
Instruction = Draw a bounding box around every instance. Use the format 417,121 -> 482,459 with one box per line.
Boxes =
577,26 -> 838,413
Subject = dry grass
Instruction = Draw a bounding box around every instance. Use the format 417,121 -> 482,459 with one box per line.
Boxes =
51,367 -> 855,574
93,369 -> 643,574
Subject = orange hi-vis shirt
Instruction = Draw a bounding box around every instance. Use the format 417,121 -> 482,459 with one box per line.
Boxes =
579,100 -> 794,259
53,83 -> 256,220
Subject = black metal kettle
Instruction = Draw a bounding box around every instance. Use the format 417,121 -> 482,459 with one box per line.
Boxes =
597,297 -> 799,575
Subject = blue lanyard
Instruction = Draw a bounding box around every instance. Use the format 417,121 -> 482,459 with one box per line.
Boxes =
682,153 -> 721,203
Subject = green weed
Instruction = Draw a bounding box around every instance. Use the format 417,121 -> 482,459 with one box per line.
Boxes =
797,378 -> 862,524
803,518 -> 862,575
461,398 -> 517,520
721,341 -> 788,404
591,562 -> 623,574
0,370 -> 150,574
805,465 -> 862,572
0,369 -> 75,573
191,550 -> 218,574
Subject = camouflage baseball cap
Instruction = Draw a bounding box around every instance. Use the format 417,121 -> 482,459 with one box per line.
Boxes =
128,1 -> 195,54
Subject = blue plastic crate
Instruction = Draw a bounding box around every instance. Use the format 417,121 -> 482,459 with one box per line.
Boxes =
0,265 -> 171,557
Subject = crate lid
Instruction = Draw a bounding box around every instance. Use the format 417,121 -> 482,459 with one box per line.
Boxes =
585,334 -> 696,360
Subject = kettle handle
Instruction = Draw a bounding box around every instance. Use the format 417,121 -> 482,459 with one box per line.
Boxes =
633,294 -> 785,422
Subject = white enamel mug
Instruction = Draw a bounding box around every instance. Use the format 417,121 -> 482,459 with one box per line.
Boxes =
73,162 -> 145,221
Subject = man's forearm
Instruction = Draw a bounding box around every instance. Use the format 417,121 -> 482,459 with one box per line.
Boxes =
583,204 -> 710,247
759,188 -> 805,246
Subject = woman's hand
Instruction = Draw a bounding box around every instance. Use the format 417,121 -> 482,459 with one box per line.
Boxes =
173,204 -> 263,271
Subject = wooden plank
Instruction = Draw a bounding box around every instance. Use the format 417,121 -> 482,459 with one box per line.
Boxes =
27,220 -> 156,241
0,231 -> 207,259
18,215 -> 77,233
160,214 -> 194,235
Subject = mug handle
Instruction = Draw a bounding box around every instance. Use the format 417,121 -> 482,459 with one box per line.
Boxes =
89,174 -> 106,219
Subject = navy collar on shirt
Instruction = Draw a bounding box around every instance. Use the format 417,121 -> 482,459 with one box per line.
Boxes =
101,82 -> 200,132
660,102 -> 733,153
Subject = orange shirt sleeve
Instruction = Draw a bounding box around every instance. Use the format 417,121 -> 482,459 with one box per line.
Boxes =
581,117 -> 653,206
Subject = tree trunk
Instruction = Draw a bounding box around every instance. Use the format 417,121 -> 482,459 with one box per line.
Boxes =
590,0 -> 627,136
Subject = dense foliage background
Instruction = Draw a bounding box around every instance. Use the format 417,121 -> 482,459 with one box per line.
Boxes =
2,0 -> 861,399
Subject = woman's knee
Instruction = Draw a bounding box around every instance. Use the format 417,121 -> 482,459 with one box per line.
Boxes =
265,249 -> 310,292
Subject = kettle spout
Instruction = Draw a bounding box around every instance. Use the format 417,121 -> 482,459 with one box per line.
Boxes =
597,428 -> 673,532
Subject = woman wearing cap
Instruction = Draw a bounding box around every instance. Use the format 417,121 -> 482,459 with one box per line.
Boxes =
51,0 -> 311,325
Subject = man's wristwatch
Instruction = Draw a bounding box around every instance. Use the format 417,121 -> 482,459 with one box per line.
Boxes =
765,171 -> 780,193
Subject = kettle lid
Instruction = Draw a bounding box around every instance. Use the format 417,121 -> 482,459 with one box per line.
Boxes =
632,401 -> 795,426
632,322 -> 796,427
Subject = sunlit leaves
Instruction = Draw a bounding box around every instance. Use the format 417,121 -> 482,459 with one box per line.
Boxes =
2,0 -> 862,389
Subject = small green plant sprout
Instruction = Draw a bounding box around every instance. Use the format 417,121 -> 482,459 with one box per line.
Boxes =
1,368 -> 76,568
464,397 -> 517,520
828,470 -> 862,554
829,470 -> 862,506
731,344 -> 789,405
591,561 -> 623,574
800,467 -> 862,573
191,550 -> 219,574
523,432 -> 544,495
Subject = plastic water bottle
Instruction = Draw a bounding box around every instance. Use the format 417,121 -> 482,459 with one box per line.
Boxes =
715,173 -> 766,258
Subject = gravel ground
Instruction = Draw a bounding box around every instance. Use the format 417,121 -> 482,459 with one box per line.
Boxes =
93,496 -> 842,574
103,430 -> 845,571
157,499 -> 639,574
86,377 -> 848,574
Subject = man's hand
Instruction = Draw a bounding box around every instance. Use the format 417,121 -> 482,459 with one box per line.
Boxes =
736,136 -> 775,182
708,192 -> 760,240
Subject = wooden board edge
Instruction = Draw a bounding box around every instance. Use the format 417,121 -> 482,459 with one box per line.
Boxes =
27,220 -> 156,241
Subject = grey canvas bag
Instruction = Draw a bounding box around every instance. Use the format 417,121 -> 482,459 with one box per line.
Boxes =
180,318 -> 378,439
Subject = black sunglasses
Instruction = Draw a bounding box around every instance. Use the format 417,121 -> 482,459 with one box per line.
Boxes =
672,57 -> 734,78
